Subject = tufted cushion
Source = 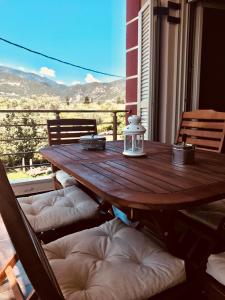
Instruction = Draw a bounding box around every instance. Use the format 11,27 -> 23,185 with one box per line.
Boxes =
56,170 -> 77,188
181,199 -> 225,230
206,252 -> 225,286
44,218 -> 186,300
18,186 -> 98,233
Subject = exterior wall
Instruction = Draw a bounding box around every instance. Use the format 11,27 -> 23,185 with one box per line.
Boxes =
126,0 -> 141,115
141,0 -> 148,6
126,0 -> 189,142
158,0 -> 189,143
159,0 -> 181,143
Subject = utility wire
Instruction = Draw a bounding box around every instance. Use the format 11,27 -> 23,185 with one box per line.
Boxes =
0,37 -> 124,78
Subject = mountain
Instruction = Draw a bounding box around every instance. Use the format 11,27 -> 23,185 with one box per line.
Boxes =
0,66 -> 125,103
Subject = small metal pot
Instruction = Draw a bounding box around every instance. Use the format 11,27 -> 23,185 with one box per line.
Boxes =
172,143 -> 195,165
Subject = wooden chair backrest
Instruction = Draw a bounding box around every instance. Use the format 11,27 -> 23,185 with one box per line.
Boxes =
0,161 -> 64,300
47,118 -> 97,145
177,110 -> 225,153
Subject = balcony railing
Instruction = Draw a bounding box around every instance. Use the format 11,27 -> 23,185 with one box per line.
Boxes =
0,109 -> 128,176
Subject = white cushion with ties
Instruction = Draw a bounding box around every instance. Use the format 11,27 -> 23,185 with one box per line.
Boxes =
18,185 -> 98,232
206,252 -> 225,286
55,170 -> 78,188
44,218 -> 186,300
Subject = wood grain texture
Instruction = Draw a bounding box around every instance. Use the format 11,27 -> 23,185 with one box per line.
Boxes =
47,118 -> 97,146
5,266 -> 24,300
0,163 -> 64,300
0,160 -> 191,300
40,141 -> 225,210
0,254 -> 17,283
177,110 -> 225,153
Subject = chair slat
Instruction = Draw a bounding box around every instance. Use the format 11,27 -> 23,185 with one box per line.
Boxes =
50,138 -> 80,145
179,129 -> 224,139
49,131 -> 96,139
181,121 -> 225,130
48,119 -> 97,126
182,110 -> 225,120
48,125 -> 96,132
178,137 -> 221,149
5,266 -> 24,300
0,254 -> 18,283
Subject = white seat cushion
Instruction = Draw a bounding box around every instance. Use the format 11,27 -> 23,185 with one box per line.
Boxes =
56,170 -> 77,188
181,199 -> 225,230
206,252 -> 225,286
44,218 -> 186,300
18,186 -> 98,232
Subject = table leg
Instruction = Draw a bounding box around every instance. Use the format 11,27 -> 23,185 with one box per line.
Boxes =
133,209 -> 178,255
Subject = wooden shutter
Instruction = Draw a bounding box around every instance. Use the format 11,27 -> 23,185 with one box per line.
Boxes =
138,0 -> 156,140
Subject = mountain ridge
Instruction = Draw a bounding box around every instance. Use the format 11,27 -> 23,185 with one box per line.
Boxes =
0,66 -> 125,103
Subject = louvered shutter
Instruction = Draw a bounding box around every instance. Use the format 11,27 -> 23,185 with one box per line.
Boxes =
138,0 -> 156,140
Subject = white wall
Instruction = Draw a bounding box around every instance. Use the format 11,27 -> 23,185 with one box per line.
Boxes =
158,0 -> 189,143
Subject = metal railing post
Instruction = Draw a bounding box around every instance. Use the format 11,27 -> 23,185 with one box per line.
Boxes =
113,112 -> 118,141
55,111 -> 60,120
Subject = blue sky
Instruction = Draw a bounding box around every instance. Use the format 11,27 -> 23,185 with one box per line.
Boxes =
0,0 -> 126,85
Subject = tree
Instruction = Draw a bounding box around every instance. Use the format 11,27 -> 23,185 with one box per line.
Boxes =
65,96 -> 70,106
84,96 -> 91,104
116,96 -> 124,104
1,113 -> 40,167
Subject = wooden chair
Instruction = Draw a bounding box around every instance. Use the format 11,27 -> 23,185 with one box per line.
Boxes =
177,109 -> 225,153
176,110 -> 225,252
47,118 -> 97,189
188,252 -> 225,300
202,252 -> 225,300
0,161 -> 189,300
16,118 -> 107,244
46,117 -> 103,214
197,273 -> 225,300
0,157 -> 101,296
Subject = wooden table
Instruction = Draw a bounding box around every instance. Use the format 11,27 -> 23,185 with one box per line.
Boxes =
40,141 -> 225,211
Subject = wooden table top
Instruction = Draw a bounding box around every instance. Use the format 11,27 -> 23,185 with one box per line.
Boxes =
40,141 -> 225,210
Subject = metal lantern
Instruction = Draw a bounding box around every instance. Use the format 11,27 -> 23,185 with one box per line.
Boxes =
123,115 -> 146,157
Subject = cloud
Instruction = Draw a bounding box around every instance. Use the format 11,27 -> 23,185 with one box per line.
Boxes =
39,66 -> 55,77
71,80 -> 81,85
56,80 -> 65,85
85,73 -> 100,83
0,63 -> 40,75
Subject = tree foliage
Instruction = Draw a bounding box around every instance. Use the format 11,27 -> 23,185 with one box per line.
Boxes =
1,112 -> 40,166
0,96 -> 126,172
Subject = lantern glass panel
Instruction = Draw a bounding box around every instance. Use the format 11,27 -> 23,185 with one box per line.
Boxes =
134,134 -> 143,152
125,135 -> 133,151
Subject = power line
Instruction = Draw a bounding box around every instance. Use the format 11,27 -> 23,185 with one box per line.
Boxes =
0,37 -> 124,78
